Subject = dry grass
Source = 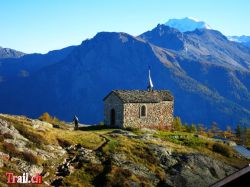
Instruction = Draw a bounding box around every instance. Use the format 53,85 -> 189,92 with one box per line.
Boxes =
0,113 -> 248,179
0,114 -> 105,150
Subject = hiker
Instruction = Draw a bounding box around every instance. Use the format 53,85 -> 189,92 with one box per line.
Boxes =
73,115 -> 79,130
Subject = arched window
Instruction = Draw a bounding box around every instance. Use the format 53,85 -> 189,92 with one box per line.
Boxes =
140,105 -> 147,117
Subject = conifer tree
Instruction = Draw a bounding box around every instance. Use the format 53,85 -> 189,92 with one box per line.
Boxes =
173,117 -> 182,131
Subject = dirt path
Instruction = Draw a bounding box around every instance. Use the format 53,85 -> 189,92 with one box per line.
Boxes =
95,134 -> 110,152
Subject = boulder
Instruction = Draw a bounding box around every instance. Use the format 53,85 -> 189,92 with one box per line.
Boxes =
148,143 -> 176,168
31,120 -> 53,129
29,164 -> 43,176
111,153 -> 160,185
0,119 -> 28,142
163,153 -> 237,187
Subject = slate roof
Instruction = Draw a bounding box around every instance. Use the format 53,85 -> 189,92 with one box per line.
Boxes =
104,90 -> 174,103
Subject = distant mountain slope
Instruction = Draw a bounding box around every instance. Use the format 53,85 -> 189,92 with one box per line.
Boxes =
140,25 -> 250,124
0,32 -> 249,128
139,24 -> 250,71
0,46 -> 75,82
165,17 -> 211,32
228,35 -> 250,48
139,25 -> 185,51
0,46 -> 25,59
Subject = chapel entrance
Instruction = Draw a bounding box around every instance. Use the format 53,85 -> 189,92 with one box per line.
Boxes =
110,109 -> 116,126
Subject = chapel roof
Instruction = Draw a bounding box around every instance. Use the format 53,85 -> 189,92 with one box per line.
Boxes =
104,90 -> 174,103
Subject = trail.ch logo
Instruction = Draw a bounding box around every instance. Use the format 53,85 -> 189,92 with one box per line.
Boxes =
6,172 -> 42,184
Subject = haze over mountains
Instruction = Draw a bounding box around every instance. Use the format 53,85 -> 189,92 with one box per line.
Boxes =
0,18 -> 250,128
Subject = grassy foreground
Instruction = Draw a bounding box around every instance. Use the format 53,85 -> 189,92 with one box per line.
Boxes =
0,114 -> 249,186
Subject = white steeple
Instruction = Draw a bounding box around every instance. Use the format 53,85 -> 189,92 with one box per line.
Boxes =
147,66 -> 154,91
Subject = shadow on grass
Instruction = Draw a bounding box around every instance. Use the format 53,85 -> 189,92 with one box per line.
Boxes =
78,125 -> 116,131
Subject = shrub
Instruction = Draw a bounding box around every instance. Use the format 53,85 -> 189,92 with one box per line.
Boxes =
85,163 -> 103,175
3,133 -> 13,139
205,141 -> 214,150
105,167 -> 133,186
0,135 -> 4,142
39,112 -> 52,122
3,142 -> 20,157
212,143 -> 232,157
182,137 -> 206,147
39,112 -> 64,126
21,152 -> 38,164
98,121 -> 105,126
172,117 -> 183,131
57,138 -> 72,148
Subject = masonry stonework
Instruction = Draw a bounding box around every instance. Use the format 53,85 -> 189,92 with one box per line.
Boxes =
104,93 -> 124,128
123,101 -> 173,129
104,90 -> 174,129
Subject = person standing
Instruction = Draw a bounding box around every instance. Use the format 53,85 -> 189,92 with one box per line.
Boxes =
73,115 -> 79,130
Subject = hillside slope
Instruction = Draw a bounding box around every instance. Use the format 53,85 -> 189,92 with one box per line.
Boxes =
0,46 -> 75,82
0,114 -> 248,186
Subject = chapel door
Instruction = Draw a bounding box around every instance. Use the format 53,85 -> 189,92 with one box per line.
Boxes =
110,109 -> 116,126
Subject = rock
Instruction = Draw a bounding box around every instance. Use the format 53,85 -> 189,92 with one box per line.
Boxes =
0,151 -> 10,161
109,129 -> 160,142
71,145 -> 101,164
126,181 -> 142,187
79,148 -> 99,163
110,129 -> 135,136
0,119 -> 28,142
0,160 -> 3,168
53,124 -> 60,128
148,144 -> 176,168
0,151 -> 9,167
111,153 -> 128,166
51,177 -> 63,186
29,164 -> 43,176
13,158 -> 43,176
4,138 -> 27,149
36,145 -> 66,160
36,148 -> 56,160
31,120 -> 53,129
46,145 -> 56,151
111,153 -> 160,185
56,162 -> 70,176
43,171 -> 50,178
140,128 -> 157,134
163,153 -> 237,187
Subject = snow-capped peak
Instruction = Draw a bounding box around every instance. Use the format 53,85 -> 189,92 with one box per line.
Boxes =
165,17 -> 212,32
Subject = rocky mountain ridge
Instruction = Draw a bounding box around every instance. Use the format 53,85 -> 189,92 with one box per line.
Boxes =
0,47 -> 25,59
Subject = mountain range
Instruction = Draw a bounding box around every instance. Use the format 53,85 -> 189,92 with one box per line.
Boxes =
0,18 -> 250,128
0,46 -> 25,59
164,17 -> 250,49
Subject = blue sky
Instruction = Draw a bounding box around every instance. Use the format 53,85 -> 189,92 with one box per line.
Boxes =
1,0 -> 249,53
